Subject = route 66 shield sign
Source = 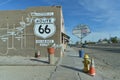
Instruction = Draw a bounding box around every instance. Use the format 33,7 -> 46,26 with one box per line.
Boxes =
34,18 -> 56,39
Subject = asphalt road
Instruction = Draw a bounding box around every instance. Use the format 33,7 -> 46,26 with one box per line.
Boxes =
88,45 -> 120,53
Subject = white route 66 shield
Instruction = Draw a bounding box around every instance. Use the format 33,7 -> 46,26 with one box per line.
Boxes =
34,18 -> 56,39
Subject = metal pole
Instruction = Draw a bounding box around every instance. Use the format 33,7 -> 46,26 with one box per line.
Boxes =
80,25 -> 82,45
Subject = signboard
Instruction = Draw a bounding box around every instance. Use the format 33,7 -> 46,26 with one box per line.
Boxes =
36,40 -> 54,46
34,18 -> 56,39
31,12 -> 54,16
72,24 -> 90,38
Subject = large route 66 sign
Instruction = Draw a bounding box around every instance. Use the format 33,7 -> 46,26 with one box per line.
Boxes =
34,18 -> 56,39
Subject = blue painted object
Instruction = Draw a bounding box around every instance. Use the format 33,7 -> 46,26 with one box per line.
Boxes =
79,50 -> 84,58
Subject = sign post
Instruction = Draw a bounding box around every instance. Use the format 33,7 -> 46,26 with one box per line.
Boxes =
72,24 -> 90,58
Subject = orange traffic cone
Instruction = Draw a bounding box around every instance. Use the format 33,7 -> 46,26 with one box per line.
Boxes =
89,58 -> 96,76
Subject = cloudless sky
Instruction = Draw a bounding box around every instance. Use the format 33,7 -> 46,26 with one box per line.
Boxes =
0,0 -> 120,43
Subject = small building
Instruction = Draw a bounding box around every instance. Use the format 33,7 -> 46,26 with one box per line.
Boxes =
0,6 -> 70,57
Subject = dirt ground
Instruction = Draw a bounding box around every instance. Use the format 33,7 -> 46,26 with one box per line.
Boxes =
74,47 -> 120,80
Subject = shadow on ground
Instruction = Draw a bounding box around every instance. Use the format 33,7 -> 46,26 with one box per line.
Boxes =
30,59 -> 49,64
60,65 -> 91,76
60,65 -> 83,72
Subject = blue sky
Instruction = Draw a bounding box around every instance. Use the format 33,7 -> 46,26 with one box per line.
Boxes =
0,0 -> 120,43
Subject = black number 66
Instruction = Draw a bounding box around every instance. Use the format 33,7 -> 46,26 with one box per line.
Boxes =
39,25 -> 51,34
